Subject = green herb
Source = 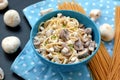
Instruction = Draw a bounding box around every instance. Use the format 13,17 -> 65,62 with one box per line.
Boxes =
62,25 -> 66,28
68,44 -> 74,50
51,35 -> 57,39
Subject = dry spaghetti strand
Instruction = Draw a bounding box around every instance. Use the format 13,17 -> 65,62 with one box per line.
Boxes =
88,42 -> 111,80
108,6 -> 120,80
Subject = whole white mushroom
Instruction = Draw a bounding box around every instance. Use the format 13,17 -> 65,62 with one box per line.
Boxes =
1,36 -> 21,54
99,23 -> 114,41
0,0 -> 8,10
89,9 -> 101,21
4,9 -> 21,27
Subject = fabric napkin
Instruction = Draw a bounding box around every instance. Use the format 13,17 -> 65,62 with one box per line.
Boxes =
11,0 -> 120,80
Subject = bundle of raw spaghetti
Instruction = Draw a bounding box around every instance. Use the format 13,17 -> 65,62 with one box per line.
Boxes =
88,42 -> 111,80
58,1 -> 86,15
107,6 -> 120,80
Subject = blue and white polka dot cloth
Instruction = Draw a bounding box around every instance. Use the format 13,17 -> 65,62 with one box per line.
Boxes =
11,0 -> 120,80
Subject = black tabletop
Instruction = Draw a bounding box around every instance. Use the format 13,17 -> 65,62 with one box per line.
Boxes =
0,0 -> 42,80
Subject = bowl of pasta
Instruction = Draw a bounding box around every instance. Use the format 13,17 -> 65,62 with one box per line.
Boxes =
31,10 -> 101,72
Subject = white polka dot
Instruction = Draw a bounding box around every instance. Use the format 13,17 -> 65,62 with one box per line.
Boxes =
84,8 -> 87,11
114,2 -> 117,5
96,22 -> 100,25
78,72 -> 82,76
36,18 -> 39,21
57,0 -> 60,3
112,18 -> 114,21
100,0 -> 103,3
33,5 -> 37,8
48,4 -> 52,7
31,62 -> 35,65
28,16 -> 32,19
44,75 -> 48,78
55,79 -> 58,80
38,13 -> 41,16
28,56 -> 32,59
68,77 -> 72,80
28,79 -> 31,80
92,3 -> 96,6
40,7 -> 43,10
105,11 -> 109,14
20,56 -> 24,60
106,5 -> 110,9
79,3 -> 81,5
14,66 -> 18,69
85,2 -> 88,5
99,4 -> 103,7
23,9 -> 27,12
31,10 -> 35,13
107,1 -> 110,4
52,72 -> 56,76
22,63 -> 27,67
36,77 -> 40,80
69,72 -> 73,75
38,61 -> 42,64
87,74 -> 90,77
104,17 -> 108,20
56,6 -> 58,9
42,67 -> 45,71
108,42 -> 112,46
51,0 -> 54,2
24,71 -> 29,74
33,69 -> 37,72
113,12 -> 115,16
113,7 -> 115,10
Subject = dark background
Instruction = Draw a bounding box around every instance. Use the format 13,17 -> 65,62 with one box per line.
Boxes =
0,0 -> 42,80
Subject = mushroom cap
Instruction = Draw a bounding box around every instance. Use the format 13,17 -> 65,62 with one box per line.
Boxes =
0,0 -> 8,10
1,36 -> 21,54
99,23 -> 114,41
4,9 -> 21,27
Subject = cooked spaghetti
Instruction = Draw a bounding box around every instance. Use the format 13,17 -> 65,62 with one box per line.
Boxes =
33,13 -> 97,64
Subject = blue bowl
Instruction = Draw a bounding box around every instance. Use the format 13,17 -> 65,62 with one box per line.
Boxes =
30,10 -> 101,72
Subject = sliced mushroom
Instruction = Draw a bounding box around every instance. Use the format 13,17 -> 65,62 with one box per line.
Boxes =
82,34 -> 89,42
54,45 -> 62,52
59,29 -> 69,41
79,24 -> 84,28
47,47 -> 54,53
39,26 -> 44,31
74,39 -> 83,51
88,41 -> 96,51
85,28 -> 92,34
84,40 -> 91,48
0,67 -> 4,80
61,47 -> 69,54
46,29 -> 53,37
77,48 -> 89,59
57,13 -> 62,18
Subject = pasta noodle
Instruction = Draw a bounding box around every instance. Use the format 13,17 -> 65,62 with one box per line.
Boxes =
34,13 -> 97,64
107,6 -> 120,80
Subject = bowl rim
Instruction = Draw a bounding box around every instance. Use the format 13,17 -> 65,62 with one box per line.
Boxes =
30,10 -> 101,66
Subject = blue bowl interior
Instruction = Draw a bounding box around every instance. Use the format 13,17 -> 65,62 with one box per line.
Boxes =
30,10 -> 101,66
